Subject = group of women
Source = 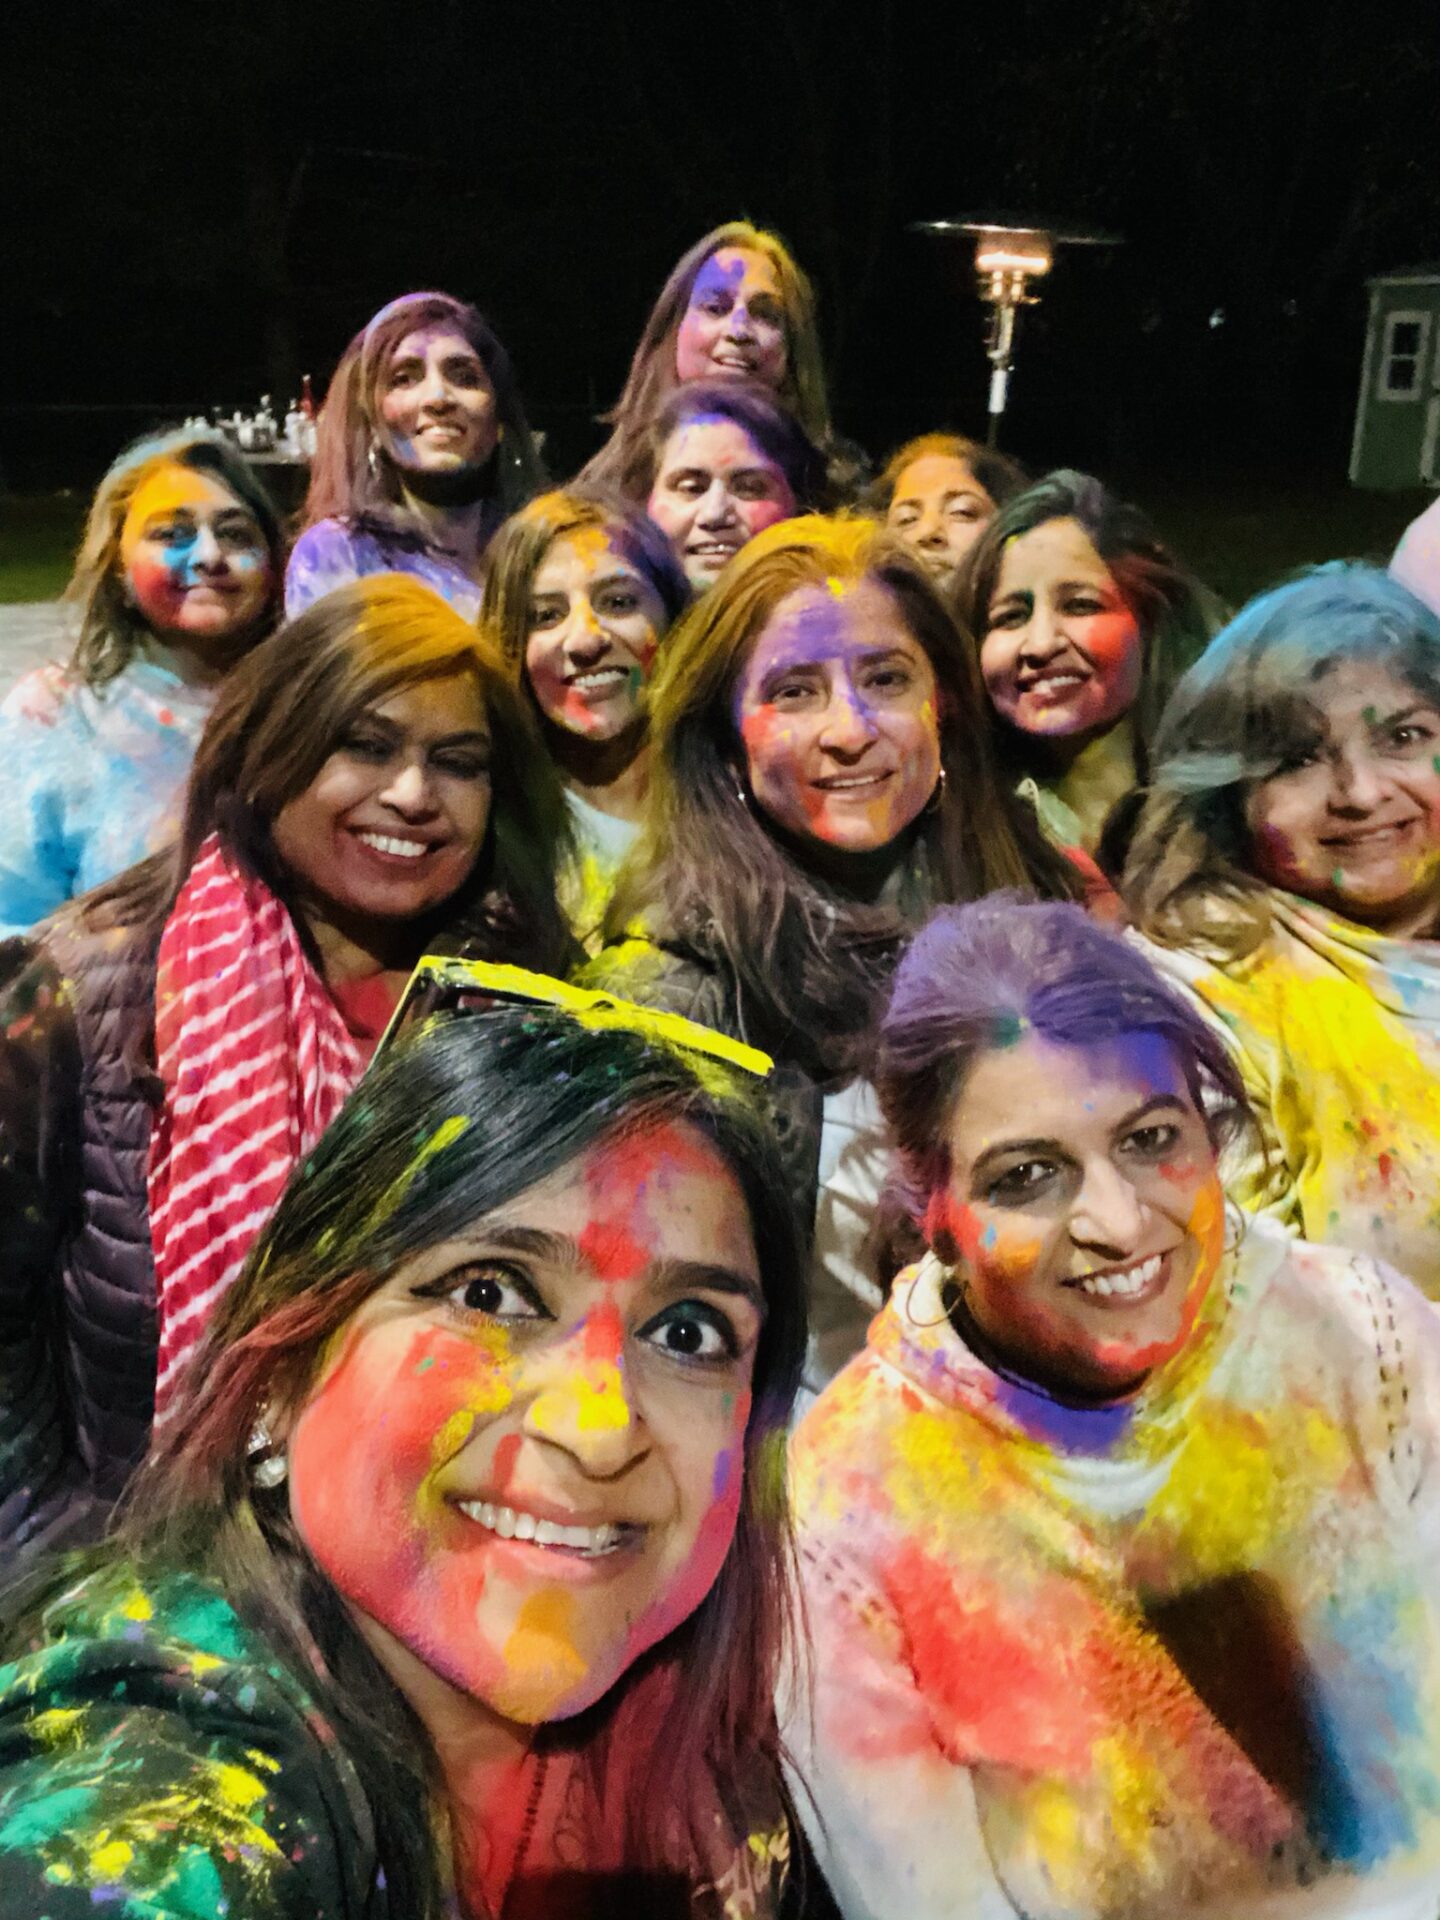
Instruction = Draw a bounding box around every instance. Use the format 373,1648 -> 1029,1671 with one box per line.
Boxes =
1,217 -> 1439,1920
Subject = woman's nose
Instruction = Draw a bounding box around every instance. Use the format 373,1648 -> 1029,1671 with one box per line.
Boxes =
820,680 -> 879,752
1329,745 -> 1388,811
726,302 -> 758,341
1069,1159 -> 1147,1256
381,758 -> 436,814
697,480 -> 739,528
522,1321 -> 648,1477
187,523 -> 226,572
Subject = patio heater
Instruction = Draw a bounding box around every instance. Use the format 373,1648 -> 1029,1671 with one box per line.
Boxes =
911,216 -> 1121,446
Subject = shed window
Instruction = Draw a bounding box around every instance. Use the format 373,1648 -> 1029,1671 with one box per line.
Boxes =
1379,311 -> 1431,400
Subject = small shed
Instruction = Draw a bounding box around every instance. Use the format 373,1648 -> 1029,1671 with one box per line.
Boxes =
1351,265 -> 1440,489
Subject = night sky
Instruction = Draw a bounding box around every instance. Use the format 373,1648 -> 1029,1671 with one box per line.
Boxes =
6,0 -> 1438,488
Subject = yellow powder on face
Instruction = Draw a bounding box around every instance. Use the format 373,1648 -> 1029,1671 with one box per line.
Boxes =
531,1361 -> 630,1438
119,463 -> 232,567
497,1590 -> 589,1718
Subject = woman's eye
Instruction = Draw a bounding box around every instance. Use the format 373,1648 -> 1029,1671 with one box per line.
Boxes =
1390,722 -> 1435,750
424,1261 -> 546,1321
434,752 -> 491,780
1063,595 -> 1106,617
734,476 -> 777,500
1124,1123 -> 1182,1159
388,367 -> 419,388
641,1302 -> 739,1366
699,296 -> 731,317
866,667 -> 911,694
598,589 -> 641,617
1275,744 -> 1322,774
528,603 -> 565,630
217,524 -> 264,551
151,522 -> 192,547
340,731 -> 391,761
770,680 -> 817,706
986,605 -> 1027,632
985,1160 -> 1057,1205
890,509 -> 919,531
948,502 -> 984,523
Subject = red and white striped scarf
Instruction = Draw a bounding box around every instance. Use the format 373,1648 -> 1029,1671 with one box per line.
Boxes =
148,834 -> 362,1420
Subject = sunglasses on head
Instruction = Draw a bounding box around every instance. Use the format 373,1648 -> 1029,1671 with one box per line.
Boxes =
374,954 -> 773,1080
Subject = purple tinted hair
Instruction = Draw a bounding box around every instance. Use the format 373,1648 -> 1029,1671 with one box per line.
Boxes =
875,896 -> 1250,1202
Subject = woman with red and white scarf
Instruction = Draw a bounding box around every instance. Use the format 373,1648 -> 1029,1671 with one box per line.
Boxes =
0,573 -> 573,1557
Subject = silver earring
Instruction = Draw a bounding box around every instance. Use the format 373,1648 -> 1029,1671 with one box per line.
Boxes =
248,1419 -> 288,1490
367,441 -> 381,480
924,766 -> 948,816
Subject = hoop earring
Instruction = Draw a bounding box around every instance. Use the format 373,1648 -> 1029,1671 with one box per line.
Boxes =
903,1257 -> 964,1331
924,766 -> 948,816
248,1418 -> 288,1491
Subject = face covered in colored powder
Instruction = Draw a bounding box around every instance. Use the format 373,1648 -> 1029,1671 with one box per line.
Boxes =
378,326 -> 499,477
270,673 -> 492,938
932,1029 -> 1225,1402
1244,657 -> 1440,938
886,454 -> 996,593
732,577 -> 943,857
119,462 -> 273,654
674,247 -> 789,389
286,1119 -> 763,1727
647,416 -> 798,592
980,517 -> 1143,745
524,528 -> 668,742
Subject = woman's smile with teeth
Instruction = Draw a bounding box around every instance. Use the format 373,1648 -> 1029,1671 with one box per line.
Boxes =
816,771 -> 890,790
1069,1252 -> 1165,1299
456,1499 -> 632,1556
569,667 -> 628,691
357,830 -> 430,858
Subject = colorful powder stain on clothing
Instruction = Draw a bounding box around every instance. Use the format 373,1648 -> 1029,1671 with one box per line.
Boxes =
788,1226 -> 1440,1917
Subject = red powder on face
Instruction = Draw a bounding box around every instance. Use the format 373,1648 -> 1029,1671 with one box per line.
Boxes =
490,1431 -> 522,1496
577,1218 -> 650,1284
581,1296 -> 624,1363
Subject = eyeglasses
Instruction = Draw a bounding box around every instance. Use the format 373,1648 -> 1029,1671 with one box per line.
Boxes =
374,954 -> 773,1079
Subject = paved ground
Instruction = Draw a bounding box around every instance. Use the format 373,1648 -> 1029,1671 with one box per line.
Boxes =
0,601 -> 71,699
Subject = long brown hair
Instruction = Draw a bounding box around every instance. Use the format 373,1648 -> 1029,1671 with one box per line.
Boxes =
301,291 -> 546,549
605,514 -> 1082,1065
58,1008 -> 806,1914
81,574 -> 573,987
64,427 -> 284,689
582,223 -> 831,492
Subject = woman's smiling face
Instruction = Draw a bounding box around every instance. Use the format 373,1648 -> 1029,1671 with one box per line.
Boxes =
980,517 -> 1143,744
286,1118 -> 762,1728
931,1029 -> 1225,1401
1244,657 -> 1440,938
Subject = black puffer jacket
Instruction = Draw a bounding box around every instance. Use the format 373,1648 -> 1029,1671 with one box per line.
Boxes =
0,912 -> 159,1558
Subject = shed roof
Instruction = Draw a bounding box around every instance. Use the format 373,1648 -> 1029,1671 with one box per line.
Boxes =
1368,264 -> 1440,286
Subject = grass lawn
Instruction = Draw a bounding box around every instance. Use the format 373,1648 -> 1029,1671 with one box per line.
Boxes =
1135,477 -> 1435,612
0,494 -> 86,602
0,478 -> 1434,610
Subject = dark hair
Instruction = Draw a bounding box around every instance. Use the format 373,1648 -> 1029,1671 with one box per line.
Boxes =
480,486 -> 691,680
955,468 -> 1220,779
90,1008 -> 805,1914
1125,562 -> 1440,959
623,380 -> 829,514
876,896 -> 1251,1209
866,432 -> 1029,518
606,515 -> 1084,1070
80,574 -> 573,984
302,291 -> 546,550
65,428 -> 284,688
